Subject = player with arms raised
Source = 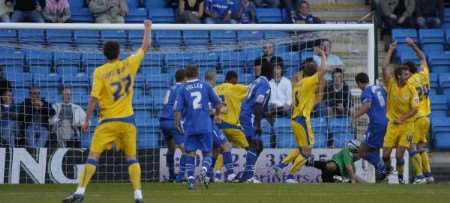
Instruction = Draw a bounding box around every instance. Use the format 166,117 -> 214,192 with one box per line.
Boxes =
382,41 -> 419,184
174,65 -> 223,190
63,20 -> 152,203
404,37 -> 434,184
273,47 -> 326,183
352,72 -> 388,182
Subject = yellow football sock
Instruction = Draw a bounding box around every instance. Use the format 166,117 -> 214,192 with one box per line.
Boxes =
282,149 -> 300,165
128,163 -> 142,190
214,154 -> 224,172
79,163 -> 96,188
289,154 -> 307,175
421,151 -> 431,173
410,153 -> 423,177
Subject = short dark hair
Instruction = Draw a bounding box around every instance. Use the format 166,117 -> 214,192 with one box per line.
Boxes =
103,41 -> 120,60
225,70 -> 238,82
271,57 -> 284,68
403,61 -> 417,73
394,65 -> 410,80
332,68 -> 343,75
60,86 -> 71,94
184,64 -> 198,78
355,72 -> 369,84
260,60 -> 274,80
302,62 -> 317,77
299,0 -> 309,7
175,69 -> 185,82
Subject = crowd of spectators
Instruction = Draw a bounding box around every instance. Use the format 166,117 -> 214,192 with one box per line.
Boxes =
0,80 -> 86,148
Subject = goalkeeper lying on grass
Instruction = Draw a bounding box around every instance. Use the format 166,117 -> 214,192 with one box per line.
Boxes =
313,139 -> 367,183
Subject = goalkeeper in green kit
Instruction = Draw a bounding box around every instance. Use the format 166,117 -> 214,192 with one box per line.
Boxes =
313,139 -> 367,183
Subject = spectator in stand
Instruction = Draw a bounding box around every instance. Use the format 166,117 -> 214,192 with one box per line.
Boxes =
325,68 -> 352,117
0,89 -> 18,147
204,0 -> 237,24
269,58 -> 292,117
88,0 -> 128,24
254,41 -> 282,77
313,39 -> 344,81
51,87 -> 86,148
237,0 -> 256,24
380,0 -> 415,29
254,0 -> 279,8
290,0 -> 321,24
0,73 -> 11,97
415,0 -> 444,28
18,86 -> 55,148
10,0 -> 45,22
0,0 -> 13,22
177,0 -> 204,23
42,0 -> 71,23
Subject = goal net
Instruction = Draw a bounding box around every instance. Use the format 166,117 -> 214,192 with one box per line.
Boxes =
0,23 -> 375,184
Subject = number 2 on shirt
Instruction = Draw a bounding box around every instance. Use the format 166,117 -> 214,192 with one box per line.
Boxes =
191,91 -> 202,109
110,74 -> 131,101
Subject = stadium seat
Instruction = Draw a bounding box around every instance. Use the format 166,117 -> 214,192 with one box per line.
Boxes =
439,73 -> 450,95
148,8 -> 175,23
328,117 -> 353,134
142,53 -> 164,67
183,30 -> 210,47
144,0 -> 166,9
399,52 -> 419,64
154,30 -> 182,46
141,66 -> 162,75
126,8 -> 148,23
62,74 -> 90,88
0,29 -> 17,42
164,53 -> 193,68
74,30 -> 101,46
82,52 -> 104,73
219,51 -> 245,70
237,31 -> 264,42
264,31 -> 290,40
101,30 -> 128,44
395,44 -> 414,58
14,87 -> 28,103
278,52 -> 300,70
418,29 -> 445,44
332,133 -> 354,148
430,94 -> 448,116
33,74 -> 60,88
311,117 -> 327,135
422,44 -> 444,54
210,31 -> 237,45
256,8 -> 282,23
40,87 -> 60,102
430,73 -> 439,94
431,117 -> 450,150
391,29 -> 418,43
0,48 -> 24,67
428,52 -> 450,73
25,50 -> 53,67
70,8 -> 93,23
69,0 -> 85,8
445,29 -> 450,44
146,73 -> 170,89
18,29 -> 45,43
54,52 -> 81,70
300,50 -> 313,63
5,72 -> 32,88
192,52 -> 219,69
46,30 -> 73,44
128,0 -> 140,9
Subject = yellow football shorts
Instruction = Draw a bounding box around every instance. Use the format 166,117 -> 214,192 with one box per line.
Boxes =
383,121 -> 414,148
90,121 -> 137,156
291,117 -> 314,148
218,123 -> 249,148
413,116 -> 430,144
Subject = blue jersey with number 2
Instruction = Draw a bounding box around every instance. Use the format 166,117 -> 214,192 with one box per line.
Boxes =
175,79 -> 221,136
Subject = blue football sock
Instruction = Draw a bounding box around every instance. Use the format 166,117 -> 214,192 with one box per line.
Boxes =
364,150 -> 385,177
202,156 -> 213,172
207,157 -> 216,178
185,156 -> 195,178
166,152 -> 175,179
223,151 -> 234,175
244,148 -> 258,179
177,154 -> 187,178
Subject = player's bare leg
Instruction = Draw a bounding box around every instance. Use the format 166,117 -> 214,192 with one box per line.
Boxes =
63,152 -> 101,203
126,155 -> 144,203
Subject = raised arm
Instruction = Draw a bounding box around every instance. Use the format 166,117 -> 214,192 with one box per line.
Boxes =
314,47 -> 327,81
140,20 -> 152,52
382,42 -> 396,85
405,37 -> 427,66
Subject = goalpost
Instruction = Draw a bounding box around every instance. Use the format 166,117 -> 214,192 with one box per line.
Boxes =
0,23 -> 383,184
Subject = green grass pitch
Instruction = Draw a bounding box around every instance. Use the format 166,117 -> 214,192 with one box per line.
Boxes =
0,183 -> 449,203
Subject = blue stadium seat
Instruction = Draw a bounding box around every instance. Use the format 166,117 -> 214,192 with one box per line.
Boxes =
278,52 -> 300,70
264,31 -> 290,39
256,8 -> 282,23
164,53 -> 193,68
46,30 -> 73,44
69,0 -> 85,8
40,87 -> 60,103
14,88 -> 28,103
141,66 -> 162,75
311,117 -> 327,135
70,8 -> 93,22
54,52 -> 81,70
148,8 -> 175,23
62,75 -> 90,88
128,0 -> 140,9
154,30 -> 182,46
74,30 -> 101,45
126,8 -> 148,23
33,74 -> 61,88
422,44 -> 444,54
137,129 -> 160,149
431,117 -> 450,150
300,50 -> 313,63
328,117 -> 353,134
25,50 -> 53,68
5,72 -> 32,88
418,29 -> 445,44
144,0 -> 166,8
400,52 -> 419,64
0,29 -> 17,42
439,73 -> 450,95
82,52 -> 104,73
183,30 -> 210,46
391,29 -> 418,43
142,53 -> 164,67
333,133 -> 354,148
237,31 -> 264,42
192,52 -> 218,69
428,52 -> 450,73
128,30 -> 148,46
430,94 -> 448,116
18,29 -> 45,43
219,51 -> 245,70
395,44 -> 414,58
446,29 -> 450,44
101,30 -> 128,44
0,48 -> 24,67
210,31 -> 237,45
146,73 -> 170,88
430,73 -> 439,94
313,132 -> 327,148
